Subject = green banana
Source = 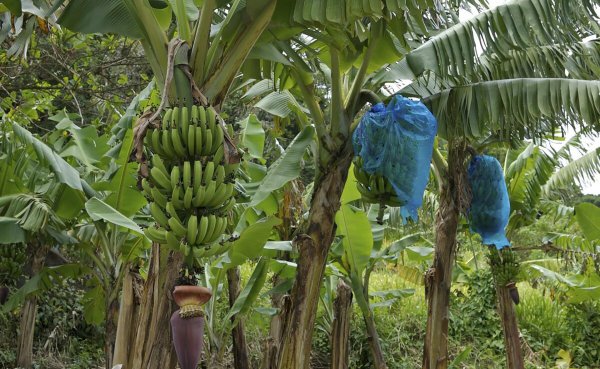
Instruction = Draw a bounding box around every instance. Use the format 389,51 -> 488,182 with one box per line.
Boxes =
195,126 -> 203,156
208,182 -> 227,207
369,176 -> 378,194
213,145 -> 224,165
203,129 -> 213,156
145,129 -> 154,150
193,161 -> 203,192
353,156 -> 398,208
197,215 -> 209,244
182,161 -> 191,188
214,196 -> 236,214
171,128 -> 187,158
161,129 -> 177,160
187,215 -> 198,246
141,105 -> 239,260
214,165 -> 226,185
191,105 -> 198,123
171,185 -> 185,209
354,165 -> 369,185
187,125 -> 196,157
198,106 -> 207,131
386,196 -> 404,207
192,247 -> 207,258
203,161 -> 215,184
180,106 -> 189,139
207,106 -> 216,131
151,187 -> 168,208
165,201 -> 182,223
162,108 -> 173,130
152,155 -> 169,176
150,129 -> 165,156
180,243 -> 192,258
168,216 -> 187,237
212,125 -> 224,154
183,186 -> 193,209
207,216 -> 226,244
192,184 -> 206,207
356,181 -> 378,202
144,226 -> 167,243
199,106 -> 207,142
202,180 -> 217,206
150,166 -> 172,192
204,242 -> 229,257
165,230 -> 180,250
150,203 -> 169,229
170,165 -> 180,189
172,106 -> 180,129
384,178 -> 393,192
141,178 -> 152,197
200,214 -> 217,244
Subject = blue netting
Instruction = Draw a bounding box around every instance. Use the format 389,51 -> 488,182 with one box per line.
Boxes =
352,95 -> 438,221
467,155 -> 511,249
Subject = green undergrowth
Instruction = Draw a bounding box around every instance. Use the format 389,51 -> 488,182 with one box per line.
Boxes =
2,263 -> 598,368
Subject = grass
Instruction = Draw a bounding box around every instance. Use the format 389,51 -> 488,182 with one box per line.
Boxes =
2,262 -> 598,368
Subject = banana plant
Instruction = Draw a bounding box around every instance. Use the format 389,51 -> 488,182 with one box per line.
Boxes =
523,202 -> 600,304
501,133 -> 600,233
327,168 -> 428,369
11,2 -> 286,366
237,0 -> 600,366
363,1 -> 600,366
0,126 -> 87,369
1,81 -> 153,369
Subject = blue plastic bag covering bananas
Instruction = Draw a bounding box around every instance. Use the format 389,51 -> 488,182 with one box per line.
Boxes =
352,95 -> 438,222
467,155 -> 511,249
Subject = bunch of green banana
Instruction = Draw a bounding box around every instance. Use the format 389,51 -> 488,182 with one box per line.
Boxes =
142,105 -> 239,259
488,247 -> 520,287
353,156 -> 405,208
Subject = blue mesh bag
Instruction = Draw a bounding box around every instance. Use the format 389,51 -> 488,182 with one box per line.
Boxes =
353,95 -> 438,221
467,155 -> 511,249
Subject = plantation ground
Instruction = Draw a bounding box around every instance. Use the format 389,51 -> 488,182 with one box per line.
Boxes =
2,263 -> 598,369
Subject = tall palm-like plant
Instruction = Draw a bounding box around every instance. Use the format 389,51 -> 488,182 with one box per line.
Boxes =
4,1 -> 600,369
0,127 -> 88,369
1,101 -> 154,369
373,1 -> 600,367
238,2 -> 474,367
4,1 -> 282,368
239,1 -> 600,368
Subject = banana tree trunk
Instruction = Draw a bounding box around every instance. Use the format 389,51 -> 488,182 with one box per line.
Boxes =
364,310 -> 387,369
16,295 -> 38,369
262,182 -> 301,369
104,293 -> 119,369
278,146 -> 353,369
423,145 -> 466,369
227,267 -> 250,369
496,285 -> 524,369
330,280 -> 352,369
261,275 -> 286,369
16,242 -> 49,369
358,272 -> 387,369
113,271 -> 140,368
130,243 -> 183,369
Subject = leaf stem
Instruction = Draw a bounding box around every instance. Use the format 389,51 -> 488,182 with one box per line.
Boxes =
191,0 -> 216,87
345,21 -> 383,116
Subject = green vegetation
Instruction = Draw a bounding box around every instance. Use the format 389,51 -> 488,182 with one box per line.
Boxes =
1,1 -> 600,369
